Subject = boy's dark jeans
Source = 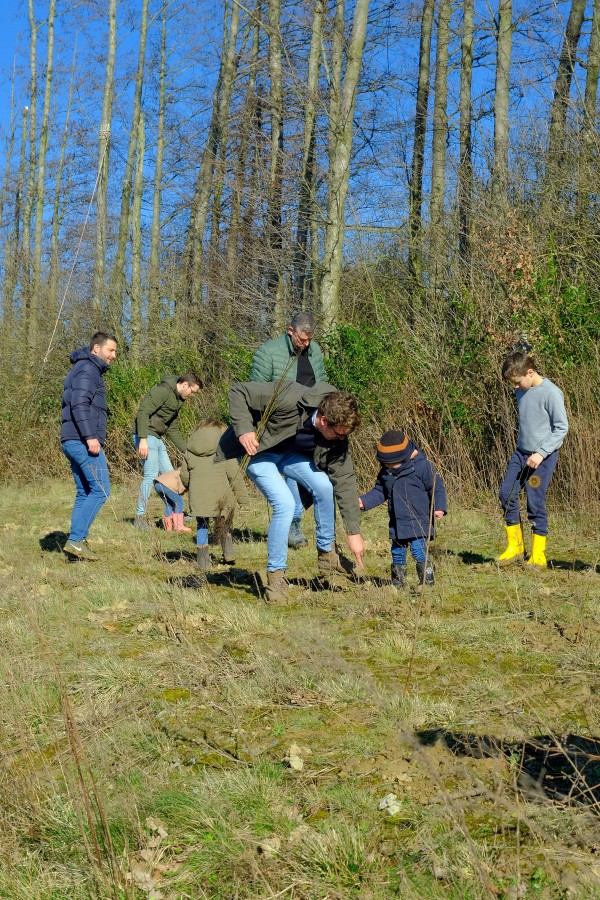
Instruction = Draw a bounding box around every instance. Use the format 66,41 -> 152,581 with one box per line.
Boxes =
499,448 -> 558,536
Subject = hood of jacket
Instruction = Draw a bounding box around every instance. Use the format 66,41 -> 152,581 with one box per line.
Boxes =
69,347 -> 109,374
186,426 -> 223,458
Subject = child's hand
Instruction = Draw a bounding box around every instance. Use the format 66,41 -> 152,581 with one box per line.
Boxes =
358,498 -> 365,510
434,510 -> 445,519
526,452 -> 543,469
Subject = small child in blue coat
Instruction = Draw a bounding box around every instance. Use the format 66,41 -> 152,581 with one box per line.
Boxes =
359,430 -> 447,588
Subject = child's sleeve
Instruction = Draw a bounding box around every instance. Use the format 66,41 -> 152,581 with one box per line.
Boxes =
359,478 -> 386,512
539,386 -> 569,457
420,460 -> 447,514
180,457 -> 190,489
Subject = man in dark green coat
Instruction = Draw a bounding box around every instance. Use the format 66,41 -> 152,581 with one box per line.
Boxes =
133,372 -> 201,528
216,381 -> 365,604
250,311 -> 326,548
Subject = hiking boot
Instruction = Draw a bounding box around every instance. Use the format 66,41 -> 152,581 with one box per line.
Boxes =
265,570 -> 290,605
221,533 -> 235,564
63,539 -> 98,561
391,564 -> 408,589
288,518 -> 308,549
196,545 -> 210,571
416,560 -> 435,586
172,513 -> 193,533
317,546 -> 355,577
134,515 -> 151,531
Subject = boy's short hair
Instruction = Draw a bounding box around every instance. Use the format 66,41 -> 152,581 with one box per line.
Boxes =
318,392 -> 362,433
89,331 -> 117,350
178,372 -> 202,388
502,351 -> 537,380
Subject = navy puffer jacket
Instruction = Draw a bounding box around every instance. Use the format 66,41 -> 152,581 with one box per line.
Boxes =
61,348 -> 109,445
360,452 -> 447,541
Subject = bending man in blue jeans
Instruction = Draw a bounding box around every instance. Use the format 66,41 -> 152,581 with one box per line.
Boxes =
60,331 -> 118,560
216,381 -> 365,605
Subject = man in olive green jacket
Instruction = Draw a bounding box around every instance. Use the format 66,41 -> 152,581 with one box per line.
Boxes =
133,372 -> 201,528
250,311 -> 326,549
216,381 -> 365,604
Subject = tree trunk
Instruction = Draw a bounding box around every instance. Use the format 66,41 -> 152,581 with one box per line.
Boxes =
408,0 -> 435,297
295,0 -> 324,307
130,112 -> 145,364
49,40 -> 76,313
320,0 -> 370,332
491,0 -> 513,205
30,0 -> 56,360
577,0 -> 600,215
148,0 -> 167,344
547,0 -> 586,178
3,108 -> 28,333
109,0 -> 149,331
266,0 -> 284,322
92,0 -> 117,314
428,0 -> 451,294
22,0 -> 38,341
458,0 -> 474,266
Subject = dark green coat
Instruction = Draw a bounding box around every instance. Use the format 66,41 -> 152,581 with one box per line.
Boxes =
134,376 -> 186,452
216,381 -> 362,535
250,333 -> 326,383
181,426 -> 250,517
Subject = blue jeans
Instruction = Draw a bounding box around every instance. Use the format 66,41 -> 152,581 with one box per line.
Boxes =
133,434 -> 174,515
391,538 -> 427,565
154,482 -> 184,515
499,448 -> 558,536
62,440 -> 111,541
286,477 -> 304,520
247,450 -> 335,572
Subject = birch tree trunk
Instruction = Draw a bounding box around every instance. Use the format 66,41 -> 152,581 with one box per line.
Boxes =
267,0 -> 284,322
458,0 -> 474,266
491,0 -> 513,205
320,0 -> 370,332
49,40 -> 76,312
30,0 -> 56,358
109,0 -> 149,329
408,0 -> 435,296
92,0 -> 117,314
428,0 -> 451,294
130,113 -> 145,363
148,0 -> 167,342
294,0 -> 324,307
22,0 -> 38,339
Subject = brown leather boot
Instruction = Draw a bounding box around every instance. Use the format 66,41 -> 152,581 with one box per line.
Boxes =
317,546 -> 355,577
265,570 -> 290,605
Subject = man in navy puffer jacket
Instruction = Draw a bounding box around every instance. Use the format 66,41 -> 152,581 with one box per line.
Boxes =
61,331 -> 118,560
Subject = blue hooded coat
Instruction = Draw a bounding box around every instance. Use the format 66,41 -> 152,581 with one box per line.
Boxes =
60,348 -> 109,445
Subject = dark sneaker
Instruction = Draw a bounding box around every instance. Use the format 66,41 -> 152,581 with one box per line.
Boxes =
288,519 -> 308,549
63,539 -> 98,561
134,515 -> 151,531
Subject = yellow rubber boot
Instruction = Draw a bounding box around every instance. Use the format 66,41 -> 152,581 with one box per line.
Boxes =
496,524 -> 525,566
527,534 -> 547,568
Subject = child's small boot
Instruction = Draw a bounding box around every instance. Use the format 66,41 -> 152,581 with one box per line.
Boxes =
526,534 -> 547,568
221,532 -> 235,564
497,524 -> 524,566
162,514 -> 173,532
416,560 -> 435,586
196,545 -> 210,570
172,513 -> 193,532
391,564 -> 407,589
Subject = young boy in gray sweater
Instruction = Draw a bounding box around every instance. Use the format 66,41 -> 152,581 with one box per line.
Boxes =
497,351 -> 568,568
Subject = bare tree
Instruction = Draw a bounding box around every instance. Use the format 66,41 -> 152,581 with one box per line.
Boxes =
429,0 -> 451,292
491,0 -> 513,205
148,0 -> 167,342
130,112 -> 145,363
458,0 -> 474,266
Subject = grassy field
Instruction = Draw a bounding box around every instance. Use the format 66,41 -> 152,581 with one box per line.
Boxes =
0,478 -> 599,899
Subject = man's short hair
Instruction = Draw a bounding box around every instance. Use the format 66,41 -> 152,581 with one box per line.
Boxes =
290,311 -> 316,335
502,351 -> 537,380
318,392 -> 362,433
89,331 -> 117,350
178,372 -> 202,388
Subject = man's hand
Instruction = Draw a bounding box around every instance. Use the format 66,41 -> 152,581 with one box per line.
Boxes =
239,432 -> 259,456
86,438 -> 101,455
526,452 -> 544,470
137,438 -> 149,460
347,533 -> 365,568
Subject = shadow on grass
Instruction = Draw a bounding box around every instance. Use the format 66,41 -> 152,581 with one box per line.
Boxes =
548,558 -> 599,573
416,729 -> 600,813
230,527 -> 268,544
40,531 -> 69,552
167,567 -> 263,598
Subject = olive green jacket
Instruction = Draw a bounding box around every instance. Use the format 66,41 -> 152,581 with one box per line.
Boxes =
181,426 -> 250,518
134,377 -> 186,452
250,333 -> 326,383
215,381 -> 361,535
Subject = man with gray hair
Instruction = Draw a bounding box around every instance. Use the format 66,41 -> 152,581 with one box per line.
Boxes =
250,311 -> 326,548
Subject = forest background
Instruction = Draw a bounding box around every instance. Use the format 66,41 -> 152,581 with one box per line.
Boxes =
0,0 -> 599,505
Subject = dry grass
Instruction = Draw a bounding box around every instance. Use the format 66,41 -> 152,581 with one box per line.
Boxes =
0,478 -> 599,898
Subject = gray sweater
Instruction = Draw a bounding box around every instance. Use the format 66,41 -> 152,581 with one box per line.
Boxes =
516,378 -> 568,458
